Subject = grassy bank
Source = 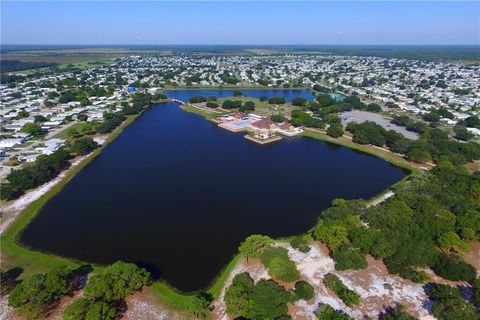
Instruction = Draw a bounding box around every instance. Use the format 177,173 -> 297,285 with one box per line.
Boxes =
150,254 -> 241,310
302,129 -> 419,173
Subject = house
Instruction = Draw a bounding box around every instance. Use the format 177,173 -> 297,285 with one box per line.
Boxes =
0,138 -> 23,149
250,118 -> 276,132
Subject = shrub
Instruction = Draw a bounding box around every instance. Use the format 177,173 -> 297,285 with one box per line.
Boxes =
313,221 -> 350,251
260,247 -> 300,282
224,272 -> 290,319
206,101 -> 219,108
331,246 -> 368,270
268,96 -> 286,105
432,254 -> 476,282
315,304 -> 352,320
189,96 -> 207,103
293,281 -> 314,301
69,138 -> 98,156
323,273 -> 359,307
63,298 -> 116,320
428,284 -> 479,320
290,237 -> 311,253
271,114 -> 287,123
398,268 -> 430,283
292,97 -> 307,106
327,124 -> 344,138
238,234 -> 273,260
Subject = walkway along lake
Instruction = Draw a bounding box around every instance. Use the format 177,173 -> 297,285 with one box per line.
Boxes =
20,90 -> 407,292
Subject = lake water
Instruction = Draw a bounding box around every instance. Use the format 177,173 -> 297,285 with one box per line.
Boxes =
165,88 -> 316,102
20,90 -> 407,292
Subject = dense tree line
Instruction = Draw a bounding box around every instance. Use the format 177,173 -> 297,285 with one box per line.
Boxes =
345,121 -> 480,164
0,60 -> 56,73
221,99 -> 256,112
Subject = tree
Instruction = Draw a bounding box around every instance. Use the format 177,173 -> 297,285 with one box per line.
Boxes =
69,138 -> 98,156
238,234 -> 273,261
8,266 -> 72,319
17,109 -> 30,119
84,261 -> 151,301
21,123 -> 43,136
34,115 -> 47,123
432,254 -> 476,282
327,124 -> 344,138
407,147 -> 432,163
454,125 -> 474,141
224,273 -> 291,319
293,281 -> 314,301
292,97 -> 307,106
428,284 -> 479,320
366,103 -> 382,112
271,114 -> 287,123
438,231 -> 468,252
260,246 -> 300,282
206,101 -> 219,108
249,279 -> 290,319
323,273 -> 360,307
224,272 -> 254,317
313,222 -> 350,251
63,298 -> 116,320
189,96 -> 207,103
379,305 -> 416,320
315,304 -> 352,320
185,294 -> 210,319
268,96 -> 286,105
80,97 -> 90,106
462,115 -> 480,128
77,114 -> 88,122
331,246 -> 368,270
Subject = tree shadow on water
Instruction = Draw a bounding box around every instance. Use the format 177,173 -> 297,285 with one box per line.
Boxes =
0,267 -> 24,295
135,261 -> 162,281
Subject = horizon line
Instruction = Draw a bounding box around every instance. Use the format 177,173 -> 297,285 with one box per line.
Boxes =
2,43 -> 479,46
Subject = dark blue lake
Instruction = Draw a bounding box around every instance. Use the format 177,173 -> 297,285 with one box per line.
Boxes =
21,92 -> 407,292
165,88 -> 316,102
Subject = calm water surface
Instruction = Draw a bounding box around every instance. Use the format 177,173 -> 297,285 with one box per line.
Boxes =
21,90 -> 406,291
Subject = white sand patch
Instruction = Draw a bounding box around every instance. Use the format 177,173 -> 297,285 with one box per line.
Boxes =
334,269 -> 431,318
93,135 -> 107,145
0,295 -> 18,320
123,299 -> 185,320
0,156 -> 87,235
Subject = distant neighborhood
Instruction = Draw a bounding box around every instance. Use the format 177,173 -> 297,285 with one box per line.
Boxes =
1,53 -> 479,178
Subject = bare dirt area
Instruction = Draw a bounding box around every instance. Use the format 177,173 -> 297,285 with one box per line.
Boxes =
123,288 -> 187,320
463,241 -> 480,275
210,242 -> 439,320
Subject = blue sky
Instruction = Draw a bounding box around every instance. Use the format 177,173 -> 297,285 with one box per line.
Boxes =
1,1 -> 479,45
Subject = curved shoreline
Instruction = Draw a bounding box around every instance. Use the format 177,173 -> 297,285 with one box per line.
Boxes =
0,97 -> 419,312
